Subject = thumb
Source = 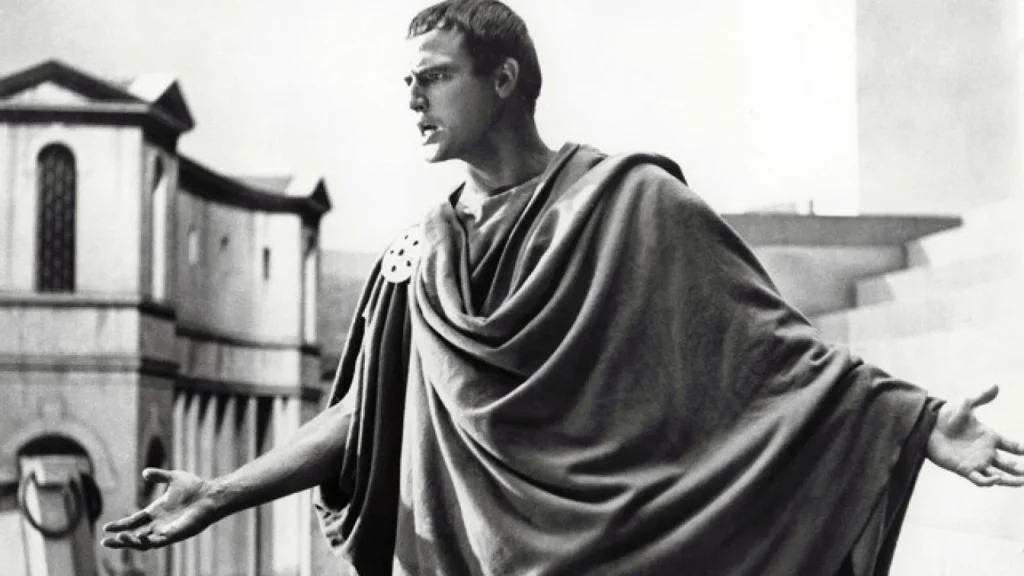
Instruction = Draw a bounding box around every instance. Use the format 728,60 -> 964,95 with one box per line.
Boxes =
141,468 -> 174,484
968,385 -> 999,409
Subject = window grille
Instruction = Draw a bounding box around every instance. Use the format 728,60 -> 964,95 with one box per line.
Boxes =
36,144 -> 77,292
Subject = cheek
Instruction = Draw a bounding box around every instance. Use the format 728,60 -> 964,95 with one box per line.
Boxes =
446,84 -> 494,129
462,100 -> 498,135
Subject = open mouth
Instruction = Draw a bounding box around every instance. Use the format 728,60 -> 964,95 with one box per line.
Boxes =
418,121 -> 439,138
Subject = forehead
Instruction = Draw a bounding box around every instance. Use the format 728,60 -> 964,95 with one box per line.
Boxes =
406,28 -> 471,69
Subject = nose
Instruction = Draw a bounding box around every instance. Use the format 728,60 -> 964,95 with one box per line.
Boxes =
408,82 -> 427,113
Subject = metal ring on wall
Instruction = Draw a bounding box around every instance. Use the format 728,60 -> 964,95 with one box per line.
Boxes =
16,470 -> 84,539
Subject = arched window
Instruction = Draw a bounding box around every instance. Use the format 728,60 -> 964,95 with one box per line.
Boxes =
18,434 -> 89,459
36,144 -> 77,292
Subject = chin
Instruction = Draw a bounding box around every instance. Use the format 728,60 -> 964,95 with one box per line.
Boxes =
421,144 -> 451,164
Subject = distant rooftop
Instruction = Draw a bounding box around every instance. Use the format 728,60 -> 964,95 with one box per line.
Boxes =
0,59 -> 195,133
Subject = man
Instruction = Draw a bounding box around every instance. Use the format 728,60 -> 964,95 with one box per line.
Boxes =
103,1 -> 1024,574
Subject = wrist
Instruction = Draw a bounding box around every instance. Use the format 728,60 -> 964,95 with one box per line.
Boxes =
203,477 -> 237,519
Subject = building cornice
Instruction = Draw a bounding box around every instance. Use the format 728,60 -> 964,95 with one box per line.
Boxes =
0,102 -> 189,148
0,294 -> 323,354
178,156 -> 331,222
0,354 -> 179,379
0,355 -> 324,402
176,375 -> 323,403
0,292 -> 176,320
176,321 -> 321,355
0,59 -> 194,132
722,213 -> 962,247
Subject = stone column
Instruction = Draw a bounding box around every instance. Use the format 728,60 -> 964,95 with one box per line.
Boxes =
181,393 -> 200,576
256,398 -> 274,573
237,396 -> 259,576
196,395 -> 216,575
171,392 -> 186,576
269,395 -> 308,576
214,396 -> 238,576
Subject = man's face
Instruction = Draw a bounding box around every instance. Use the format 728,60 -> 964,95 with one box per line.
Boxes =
405,28 -> 500,163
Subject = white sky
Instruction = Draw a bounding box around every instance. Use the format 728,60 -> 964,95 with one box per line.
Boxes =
0,0 -> 859,252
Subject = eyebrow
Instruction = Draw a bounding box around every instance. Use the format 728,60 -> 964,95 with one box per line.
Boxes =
404,64 -> 452,86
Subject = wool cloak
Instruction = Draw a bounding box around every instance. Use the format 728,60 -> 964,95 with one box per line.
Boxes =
315,143 -> 938,575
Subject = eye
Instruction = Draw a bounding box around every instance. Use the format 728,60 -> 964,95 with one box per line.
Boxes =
424,70 -> 447,83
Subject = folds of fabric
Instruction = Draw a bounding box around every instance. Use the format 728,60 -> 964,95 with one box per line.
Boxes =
315,259 -> 412,574
318,143 -> 936,576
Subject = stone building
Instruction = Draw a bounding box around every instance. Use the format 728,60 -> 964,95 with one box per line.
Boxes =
0,60 -> 330,576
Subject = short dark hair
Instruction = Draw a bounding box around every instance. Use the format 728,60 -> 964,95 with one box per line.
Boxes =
408,0 -> 542,113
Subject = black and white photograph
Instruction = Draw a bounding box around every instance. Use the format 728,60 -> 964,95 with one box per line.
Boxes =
1,1 -> 1023,574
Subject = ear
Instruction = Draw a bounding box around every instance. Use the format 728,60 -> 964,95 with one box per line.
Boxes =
494,57 -> 520,100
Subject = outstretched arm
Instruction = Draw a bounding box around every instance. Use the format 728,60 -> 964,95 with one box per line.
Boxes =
102,401 -> 352,550
926,385 -> 1024,487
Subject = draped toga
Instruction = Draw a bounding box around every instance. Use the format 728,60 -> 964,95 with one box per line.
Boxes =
314,143 -> 939,575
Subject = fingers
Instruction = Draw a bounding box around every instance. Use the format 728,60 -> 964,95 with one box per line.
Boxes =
989,470 -> 1024,487
100,536 -> 127,549
101,531 -> 145,549
100,468 -> 195,550
993,452 -> 1024,477
101,526 -> 172,550
967,469 -> 998,487
102,508 -> 152,532
997,435 -> 1024,456
967,465 -> 1024,488
101,532 -> 142,550
968,385 -> 999,409
100,530 -> 168,550
101,469 -> 175,536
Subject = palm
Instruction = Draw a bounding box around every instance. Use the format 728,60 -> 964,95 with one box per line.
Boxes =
101,469 -> 218,550
926,386 -> 1024,487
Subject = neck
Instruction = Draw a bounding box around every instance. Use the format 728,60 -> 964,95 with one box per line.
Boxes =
461,112 -> 555,198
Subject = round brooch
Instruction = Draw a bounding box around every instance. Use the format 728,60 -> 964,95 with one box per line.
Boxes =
381,227 -> 423,284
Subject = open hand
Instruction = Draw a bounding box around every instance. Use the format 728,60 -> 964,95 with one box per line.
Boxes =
926,385 -> 1024,487
101,468 -> 219,550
